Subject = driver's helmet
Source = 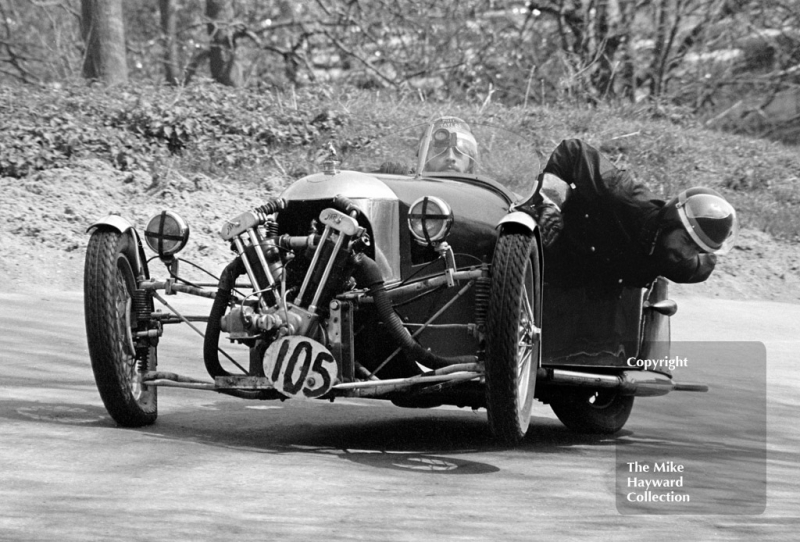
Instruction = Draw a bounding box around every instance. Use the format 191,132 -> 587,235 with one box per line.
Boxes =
418,117 -> 479,174
663,187 -> 738,254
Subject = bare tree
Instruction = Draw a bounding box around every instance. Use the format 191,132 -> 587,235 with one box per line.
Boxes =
206,0 -> 242,87
81,0 -> 127,84
159,0 -> 179,85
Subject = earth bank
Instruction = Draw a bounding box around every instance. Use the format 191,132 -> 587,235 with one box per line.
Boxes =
1,159 -> 798,302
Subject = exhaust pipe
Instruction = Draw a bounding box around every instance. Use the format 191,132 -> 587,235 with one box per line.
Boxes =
537,368 -> 708,397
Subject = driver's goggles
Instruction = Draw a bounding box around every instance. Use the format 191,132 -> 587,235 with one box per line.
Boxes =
430,128 -> 477,158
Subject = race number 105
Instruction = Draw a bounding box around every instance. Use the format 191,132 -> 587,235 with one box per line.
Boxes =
264,336 -> 338,399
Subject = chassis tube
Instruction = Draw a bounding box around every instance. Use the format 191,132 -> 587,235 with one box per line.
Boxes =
338,268 -> 485,304
140,280 -> 216,299
367,279 -> 476,377
333,371 -> 481,392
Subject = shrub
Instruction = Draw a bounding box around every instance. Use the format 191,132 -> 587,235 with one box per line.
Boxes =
1,82 -> 798,240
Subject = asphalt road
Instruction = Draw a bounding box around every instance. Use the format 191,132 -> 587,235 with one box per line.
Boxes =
1,290 -> 798,541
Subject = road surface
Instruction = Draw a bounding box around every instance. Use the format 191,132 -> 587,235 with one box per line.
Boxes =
0,290 -> 798,541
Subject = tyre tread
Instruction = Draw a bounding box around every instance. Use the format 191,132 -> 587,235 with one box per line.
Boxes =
85,230 -> 156,427
550,392 -> 633,434
485,231 -> 538,444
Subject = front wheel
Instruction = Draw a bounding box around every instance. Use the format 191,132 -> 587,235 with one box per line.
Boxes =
550,389 -> 633,434
84,229 -> 157,427
484,229 -> 542,445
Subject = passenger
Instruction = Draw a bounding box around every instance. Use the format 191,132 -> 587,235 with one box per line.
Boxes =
534,139 -> 738,291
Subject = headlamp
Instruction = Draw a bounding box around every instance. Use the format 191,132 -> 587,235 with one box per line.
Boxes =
407,196 -> 454,245
144,211 -> 190,257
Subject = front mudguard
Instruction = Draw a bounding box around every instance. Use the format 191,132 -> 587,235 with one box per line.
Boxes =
87,216 -> 150,281
496,210 -> 536,233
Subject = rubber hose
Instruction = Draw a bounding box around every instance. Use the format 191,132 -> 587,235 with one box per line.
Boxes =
203,258 -> 244,378
351,253 -> 475,371
333,194 -> 361,216
202,258 -> 270,399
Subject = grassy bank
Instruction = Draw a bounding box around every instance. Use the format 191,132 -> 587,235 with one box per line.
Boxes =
2,81 -> 798,240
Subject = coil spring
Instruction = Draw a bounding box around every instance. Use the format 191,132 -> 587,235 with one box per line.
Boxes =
473,276 -> 491,329
131,289 -> 153,371
136,346 -> 151,373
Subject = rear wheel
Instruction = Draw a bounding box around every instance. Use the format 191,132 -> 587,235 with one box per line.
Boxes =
550,389 -> 633,434
85,229 -> 157,427
485,230 -> 541,445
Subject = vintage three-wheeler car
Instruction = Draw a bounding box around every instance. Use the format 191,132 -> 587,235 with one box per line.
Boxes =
84,119 -> 706,445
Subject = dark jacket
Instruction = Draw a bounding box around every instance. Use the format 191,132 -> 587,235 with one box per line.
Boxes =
542,139 -> 712,291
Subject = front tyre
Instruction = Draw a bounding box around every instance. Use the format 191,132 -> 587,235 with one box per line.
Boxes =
85,229 -> 157,427
485,229 -> 541,445
550,389 -> 633,434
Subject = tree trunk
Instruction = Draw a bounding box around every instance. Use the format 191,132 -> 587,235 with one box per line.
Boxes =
206,0 -> 242,87
649,0 -> 669,98
159,0 -> 179,85
81,0 -> 127,85
600,0 -> 636,102
617,0 -> 637,101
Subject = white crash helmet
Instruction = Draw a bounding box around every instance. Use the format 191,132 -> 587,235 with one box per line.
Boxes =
664,187 -> 738,254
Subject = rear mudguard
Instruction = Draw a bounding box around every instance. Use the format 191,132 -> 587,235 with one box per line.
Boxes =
87,216 -> 150,280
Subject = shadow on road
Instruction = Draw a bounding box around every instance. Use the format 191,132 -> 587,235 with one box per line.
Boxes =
2,398 -> 626,475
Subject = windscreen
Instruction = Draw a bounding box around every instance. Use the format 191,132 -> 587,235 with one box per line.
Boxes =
306,118 -> 543,205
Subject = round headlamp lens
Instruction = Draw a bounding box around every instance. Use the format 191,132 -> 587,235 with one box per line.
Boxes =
144,211 -> 190,257
407,196 -> 454,245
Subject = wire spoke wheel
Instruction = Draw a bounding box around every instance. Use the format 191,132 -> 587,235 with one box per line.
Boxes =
85,229 -> 157,427
485,229 -> 541,445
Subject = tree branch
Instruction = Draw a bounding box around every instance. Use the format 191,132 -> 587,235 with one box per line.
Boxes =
183,49 -> 210,85
321,30 -> 397,87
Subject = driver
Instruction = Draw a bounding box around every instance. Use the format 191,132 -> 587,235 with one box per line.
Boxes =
534,139 -> 738,291
419,116 -> 479,173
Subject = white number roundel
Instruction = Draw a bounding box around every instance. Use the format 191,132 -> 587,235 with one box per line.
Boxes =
264,336 -> 338,399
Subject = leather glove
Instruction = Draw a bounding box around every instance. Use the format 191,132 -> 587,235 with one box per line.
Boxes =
535,199 -> 563,249
664,252 -> 717,283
